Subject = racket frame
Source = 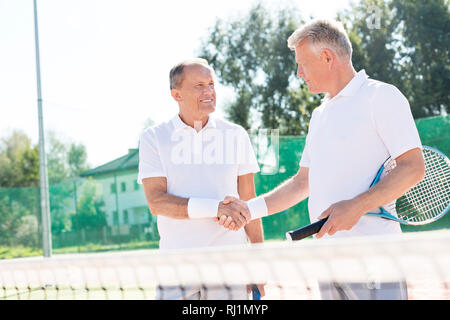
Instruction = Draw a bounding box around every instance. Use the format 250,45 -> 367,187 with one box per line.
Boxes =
365,146 -> 450,225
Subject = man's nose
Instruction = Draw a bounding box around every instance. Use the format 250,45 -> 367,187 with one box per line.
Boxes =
203,85 -> 215,94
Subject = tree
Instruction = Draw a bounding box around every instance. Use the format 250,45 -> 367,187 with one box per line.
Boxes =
46,131 -> 91,184
47,131 -> 70,185
0,130 -> 40,188
0,130 -> 91,238
338,0 -> 404,92
198,3 -> 321,135
71,180 -> 107,231
392,0 -> 450,116
68,143 -> 89,178
0,189 -> 39,247
0,130 -> 90,188
339,0 -> 449,118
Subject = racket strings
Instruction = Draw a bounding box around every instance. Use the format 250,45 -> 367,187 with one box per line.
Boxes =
397,179 -> 447,221
395,150 -> 450,223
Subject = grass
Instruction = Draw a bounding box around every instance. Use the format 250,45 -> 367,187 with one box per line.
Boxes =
0,245 -> 43,259
0,240 -> 159,260
53,240 -> 159,254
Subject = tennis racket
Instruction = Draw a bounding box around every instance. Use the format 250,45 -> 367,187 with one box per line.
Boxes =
286,146 -> 450,241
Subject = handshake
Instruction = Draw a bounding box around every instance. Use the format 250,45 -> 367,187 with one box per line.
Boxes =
214,196 -> 252,231
188,196 -> 267,229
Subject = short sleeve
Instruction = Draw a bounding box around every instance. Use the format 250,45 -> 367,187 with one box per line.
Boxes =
299,109 -> 318,168
371,84 -> 422,159
137,128 -> 166,184
299,132 -> 312,168
237,127 -> 260,176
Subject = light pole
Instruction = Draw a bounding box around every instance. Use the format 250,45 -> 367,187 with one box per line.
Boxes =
33,0 -> 52,257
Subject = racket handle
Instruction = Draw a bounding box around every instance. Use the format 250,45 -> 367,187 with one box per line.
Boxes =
286,217 -> 328,241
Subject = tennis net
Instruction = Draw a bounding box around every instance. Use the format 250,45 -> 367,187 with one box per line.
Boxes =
1,230 -> 449,300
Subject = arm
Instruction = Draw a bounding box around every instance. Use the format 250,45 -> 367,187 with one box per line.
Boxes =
238,173 -> 264,243
142,177 -> 188,219
142,177 -> 250,227
316,147 -> 425,238
263,166 -> 309,216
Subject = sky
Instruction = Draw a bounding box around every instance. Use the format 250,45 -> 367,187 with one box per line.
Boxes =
0,0 -> 354,168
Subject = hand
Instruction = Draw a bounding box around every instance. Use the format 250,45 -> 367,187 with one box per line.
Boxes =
315,199 -> 364,239
215,196 -> 250,231
247,283 -> 266,299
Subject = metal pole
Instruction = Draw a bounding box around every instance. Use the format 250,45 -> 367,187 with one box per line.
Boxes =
33,0 -> 52,257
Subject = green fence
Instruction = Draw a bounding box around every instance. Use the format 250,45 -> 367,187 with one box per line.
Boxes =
0,115 -> 449,258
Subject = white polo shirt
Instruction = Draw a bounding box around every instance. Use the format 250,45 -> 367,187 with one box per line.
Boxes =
300,69 -> 422,238
138,115 -> 260,250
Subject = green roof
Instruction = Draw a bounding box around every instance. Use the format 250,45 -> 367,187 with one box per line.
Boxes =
81,149 -> 139,177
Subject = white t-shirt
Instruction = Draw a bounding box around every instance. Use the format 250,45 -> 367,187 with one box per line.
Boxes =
300,69 -> 422,238
138,114 -> 260,250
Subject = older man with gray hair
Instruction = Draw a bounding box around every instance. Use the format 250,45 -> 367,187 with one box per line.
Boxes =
138,58 -> 265,300
226,19 -> 425,299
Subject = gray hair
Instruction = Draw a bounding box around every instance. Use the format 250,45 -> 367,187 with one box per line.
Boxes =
287,19 -> 352,60
169,58 -> 214,90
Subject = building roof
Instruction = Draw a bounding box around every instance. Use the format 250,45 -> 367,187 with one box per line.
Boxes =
81,149 -> 139,177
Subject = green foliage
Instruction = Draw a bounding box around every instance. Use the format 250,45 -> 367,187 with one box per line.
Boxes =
46,131 -> 70,185
339,0 -> 403,90
0,130 -> 40,188
198,3 -> 321,135
47,131 -> 90,184
391,0 -> 450,116
340,0 -> 449,118
71,180 -> 107,231
0,194 -> 24,246
0,130 -> 92,244
0,130 -> 90,189
0,188 -> 40,247
68,143 -> 89,177
49,180 -> 75,235
200,0 -> 449,132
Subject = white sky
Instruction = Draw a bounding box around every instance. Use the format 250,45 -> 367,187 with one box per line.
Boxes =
0,0 -> 354,168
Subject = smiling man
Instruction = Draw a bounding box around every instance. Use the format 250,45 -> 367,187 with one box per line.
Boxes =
137,58 -> 265,300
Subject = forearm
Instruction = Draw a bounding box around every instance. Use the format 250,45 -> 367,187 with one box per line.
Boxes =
238,173 -> 264,241
263,170 -> 309,215
146,191 -> 189,219
351,161 -> 425,216
244,219 -> 264,243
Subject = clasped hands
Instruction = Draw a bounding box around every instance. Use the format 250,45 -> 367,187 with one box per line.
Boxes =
214,196 -> 251,231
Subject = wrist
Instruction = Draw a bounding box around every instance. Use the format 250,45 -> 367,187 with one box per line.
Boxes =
246,197 -> 268,220
348,197 -> 369,218
187,198 -> 220,219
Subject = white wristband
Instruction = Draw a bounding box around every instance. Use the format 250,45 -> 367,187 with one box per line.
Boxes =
187,198 -> 220,219
247,197 -> 268,220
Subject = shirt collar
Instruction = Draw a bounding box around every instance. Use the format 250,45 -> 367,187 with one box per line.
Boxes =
323,69 -> 369,102
171,114 -> 217,132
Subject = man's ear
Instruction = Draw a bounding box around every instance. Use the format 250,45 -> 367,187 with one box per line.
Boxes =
171,88 -> 182,102
321,49 -> 334,69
